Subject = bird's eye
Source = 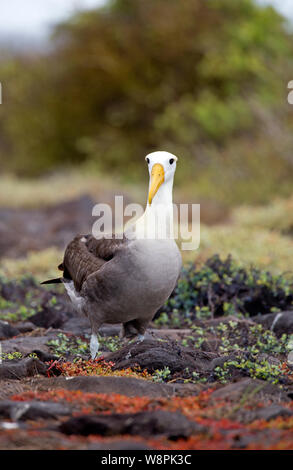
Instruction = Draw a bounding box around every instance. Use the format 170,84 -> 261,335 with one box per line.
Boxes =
146,158 -> 150,164
169,158 -> 174,165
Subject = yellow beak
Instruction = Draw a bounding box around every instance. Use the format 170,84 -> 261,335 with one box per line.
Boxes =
148,163 -> 165,205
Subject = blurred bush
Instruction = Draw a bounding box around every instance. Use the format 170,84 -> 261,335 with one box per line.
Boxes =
0,0 -> 293,205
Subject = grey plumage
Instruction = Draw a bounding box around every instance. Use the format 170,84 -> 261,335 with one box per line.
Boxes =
62,234 -> 181,338
42,151 -> 182,358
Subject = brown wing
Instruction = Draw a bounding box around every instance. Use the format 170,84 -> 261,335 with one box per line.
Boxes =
59,234 -> 127,292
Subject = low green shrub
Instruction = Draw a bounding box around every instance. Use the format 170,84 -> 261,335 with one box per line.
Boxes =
155,255 -> 293,327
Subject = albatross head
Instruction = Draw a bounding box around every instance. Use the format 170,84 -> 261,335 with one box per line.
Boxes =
145,151 -> 178,206
129,151 -> 178,239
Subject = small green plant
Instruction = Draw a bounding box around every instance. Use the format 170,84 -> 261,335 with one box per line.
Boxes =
49,296 -> 58,307
152,366 -> 171,383
182,332 -> 205,349
0,351 -> 23,361
214,365 -> 230,384
0,351 -> 37,361
0,297 -> 13,310
222,358 -> 283,385
154,312 -> 169,327
99,335 -> 120,352
195,306 -> 212,320
0,305 -> 37,322
47,333 -> 89,358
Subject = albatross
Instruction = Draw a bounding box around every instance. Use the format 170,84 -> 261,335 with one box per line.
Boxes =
42,151 -> 182,359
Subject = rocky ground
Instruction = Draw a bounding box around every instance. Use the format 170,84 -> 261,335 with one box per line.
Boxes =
1,196 -> 293,450
0,195 -> 97,259
1,274 -> 293,450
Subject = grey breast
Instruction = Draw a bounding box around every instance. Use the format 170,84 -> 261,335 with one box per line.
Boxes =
84,238 -> 181,322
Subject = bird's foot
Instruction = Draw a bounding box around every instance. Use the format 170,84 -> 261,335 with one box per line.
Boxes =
90,333 -> 99,360
128,334 -> 145,345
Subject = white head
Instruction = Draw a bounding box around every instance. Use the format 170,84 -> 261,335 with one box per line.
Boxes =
145,151 -> 178,206
130,151 -> 178,239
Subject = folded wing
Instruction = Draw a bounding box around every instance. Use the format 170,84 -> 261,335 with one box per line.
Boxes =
60,234 -> 127,291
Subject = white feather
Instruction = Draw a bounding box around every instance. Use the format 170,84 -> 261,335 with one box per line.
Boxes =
64,281 -> 85,311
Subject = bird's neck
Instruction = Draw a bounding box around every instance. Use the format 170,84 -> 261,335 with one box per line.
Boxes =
133,179 -> 175,240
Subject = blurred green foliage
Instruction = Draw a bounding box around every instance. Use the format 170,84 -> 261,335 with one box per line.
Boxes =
0,0 -> 293,204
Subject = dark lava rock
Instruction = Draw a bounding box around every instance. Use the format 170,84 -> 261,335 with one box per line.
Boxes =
34,375 -> 194,398
30,350 -> 58,363
29,305 -> 68,329
210,378 -> 290,404
0,357 -> 47,380
248,404 -> 293,422
252,311 -> 293,337
0,400 -> 71,421
60,410 -> 205,439
1,331 -> 60,356
0,320 -> 19,339
13,321 -> 35,334
107,339 -> 217,374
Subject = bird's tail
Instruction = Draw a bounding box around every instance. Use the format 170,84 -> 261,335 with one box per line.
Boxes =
40,278 -> 63,285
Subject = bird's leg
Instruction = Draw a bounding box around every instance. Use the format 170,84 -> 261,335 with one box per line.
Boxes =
121,319 -> 147,344
90,332 -> 99,360
88,314 -> 102,360
120,320 -> 138,344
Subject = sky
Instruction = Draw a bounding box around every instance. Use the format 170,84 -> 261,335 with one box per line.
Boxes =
0,0 -> 291,38
0,0 -> 105,37
258,0 -> 293,20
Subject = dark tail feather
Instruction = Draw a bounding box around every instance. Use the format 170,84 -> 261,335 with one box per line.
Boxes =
41,278 -> 63,285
